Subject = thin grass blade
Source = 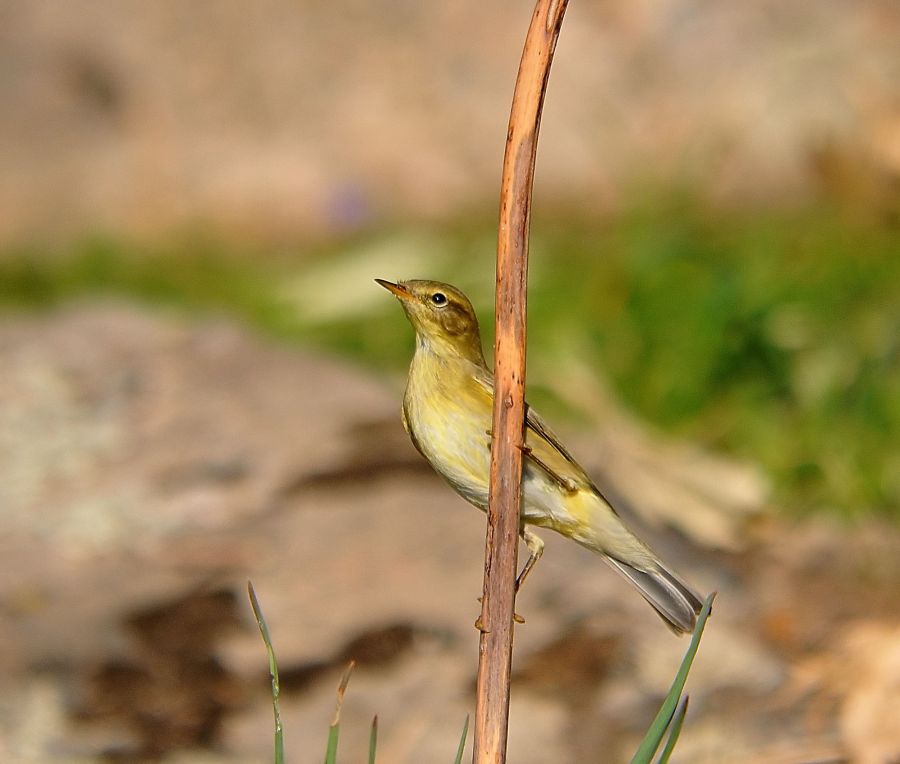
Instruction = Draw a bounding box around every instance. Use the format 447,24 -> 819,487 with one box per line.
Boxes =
324,661 -> 355,764
655,694 -> 689,764
453,714 -> 470,764
324,724 -> 339,764
628,592 -> 715,764
247,582 -> 284,764
368,715 -> 378,764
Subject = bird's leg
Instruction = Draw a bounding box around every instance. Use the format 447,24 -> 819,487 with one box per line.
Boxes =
477,430 -> 539,623
475,519 -> 539,626
519,445 -> 579,493
516,526 -> 545,592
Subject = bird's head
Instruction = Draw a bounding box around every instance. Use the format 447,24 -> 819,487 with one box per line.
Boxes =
376,279 -> 485,364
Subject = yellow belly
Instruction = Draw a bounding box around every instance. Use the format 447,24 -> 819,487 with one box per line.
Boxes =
404,367 -> 493,509
403,357 -> 583,536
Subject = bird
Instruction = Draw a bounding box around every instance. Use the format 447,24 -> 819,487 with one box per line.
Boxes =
376,278 -> 704,634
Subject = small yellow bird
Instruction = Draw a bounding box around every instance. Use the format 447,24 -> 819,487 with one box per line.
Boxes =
377,278 -> 704,634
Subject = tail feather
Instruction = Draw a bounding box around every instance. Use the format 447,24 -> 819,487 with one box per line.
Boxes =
605,557 -> 705,635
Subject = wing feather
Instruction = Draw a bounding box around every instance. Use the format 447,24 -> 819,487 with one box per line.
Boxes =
472,367 -> 604,497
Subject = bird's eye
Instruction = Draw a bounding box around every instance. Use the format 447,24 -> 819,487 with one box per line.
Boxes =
431,292 -> 448,306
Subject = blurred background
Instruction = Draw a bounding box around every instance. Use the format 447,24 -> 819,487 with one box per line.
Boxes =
1,1 -> 898,762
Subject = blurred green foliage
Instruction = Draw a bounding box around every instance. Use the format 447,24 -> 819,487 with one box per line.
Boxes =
1,200 -> 897,518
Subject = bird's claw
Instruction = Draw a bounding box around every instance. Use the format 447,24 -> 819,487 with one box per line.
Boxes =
520,447 -> 579,492
475,595 -> 525,626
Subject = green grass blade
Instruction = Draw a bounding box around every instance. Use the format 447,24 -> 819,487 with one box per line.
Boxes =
324,724 -> 339,764
247,582 -> 284,764
324,662 -> 355,764
368,715 -> 378,764
655,694 -> 689,764
628,592 -> 715,764
453,714 -> 470,764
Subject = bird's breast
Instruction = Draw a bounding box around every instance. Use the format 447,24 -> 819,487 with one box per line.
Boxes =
404,358 -> 493,509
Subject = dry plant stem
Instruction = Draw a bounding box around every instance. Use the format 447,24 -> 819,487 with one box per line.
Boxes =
473,1 -> 569,763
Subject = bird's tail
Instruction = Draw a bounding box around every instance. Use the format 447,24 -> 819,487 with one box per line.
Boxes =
568,489 -> 706,634
604,556 -> 704,635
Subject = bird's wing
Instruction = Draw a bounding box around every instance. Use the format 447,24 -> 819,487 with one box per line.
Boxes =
473,366 -> 598,494
523,404 -> 598,493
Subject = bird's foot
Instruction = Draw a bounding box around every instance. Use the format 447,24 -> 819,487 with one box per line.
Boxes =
518,445 -> 578,492
475,596 -> 525,626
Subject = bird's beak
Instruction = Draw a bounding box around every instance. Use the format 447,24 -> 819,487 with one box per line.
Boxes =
375,278 -> 413,301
